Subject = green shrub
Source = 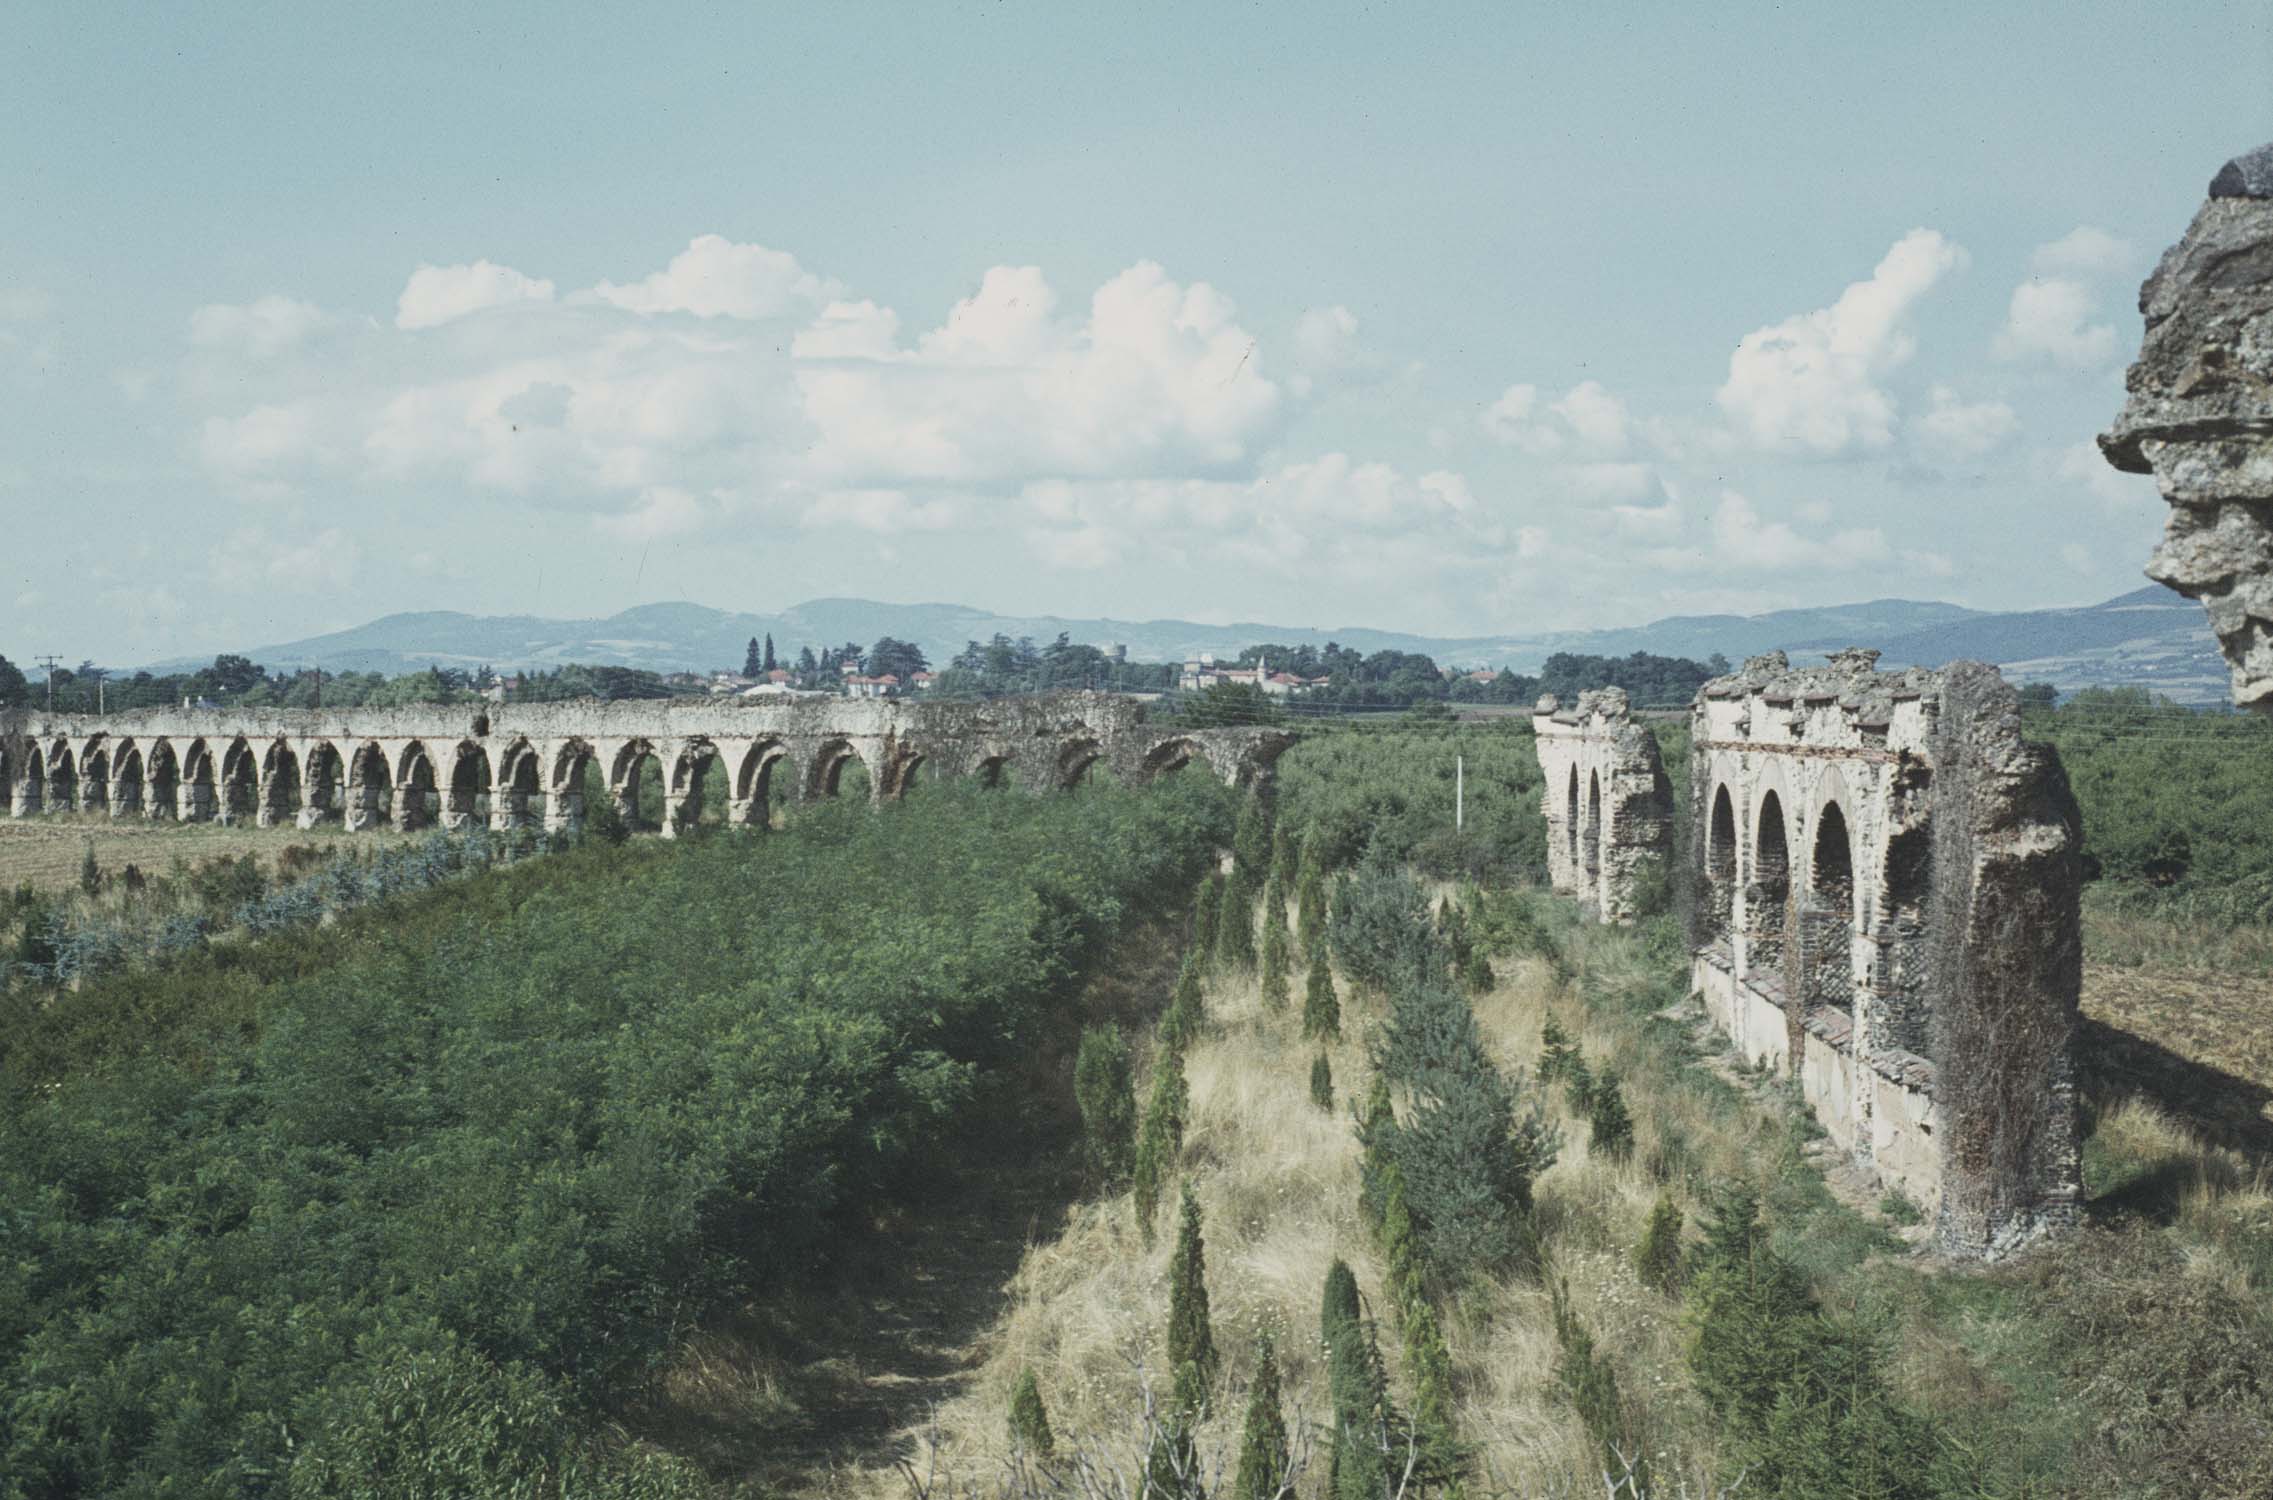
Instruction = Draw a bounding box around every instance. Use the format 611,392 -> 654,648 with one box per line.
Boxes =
1166,1181 -> 1219,1404
1302,957 -> 1341,1042
1588,1066 -> 1634,1161
1075,1024 -> 1137,1190
1309,1051 -> 1334,1112
1009,1366 -> 1055,1458
1231,1332 -> 1289,1500
1634,1191 -> 1686,1296
1133,1043 -> 1189,1245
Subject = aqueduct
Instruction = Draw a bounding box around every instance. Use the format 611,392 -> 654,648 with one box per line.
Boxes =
1536,649 -> 2086,1257
1531,687 -> 1674,923
0,692 -> 1291,837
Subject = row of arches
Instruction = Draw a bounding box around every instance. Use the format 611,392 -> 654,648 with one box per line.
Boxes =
1563,764 -> 1607,903
1698,765 -> 1934,1056
7,728 -> 1229,832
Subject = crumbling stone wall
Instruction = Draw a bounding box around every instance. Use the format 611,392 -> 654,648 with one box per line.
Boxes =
1689,649 -> 2081,1257
2101,142 -> 2273,712
3,692 -> 1291,838
1532,687 -> 1674,923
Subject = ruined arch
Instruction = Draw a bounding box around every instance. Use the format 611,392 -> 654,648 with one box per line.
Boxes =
609,739 -> 661,829
347,742 -> 392,831
880,747 -> 926,800
733,740 -> 788,828
180,740 -> 216,823
110,741 -> 144,816
548,740 -> 597,834
973,753 -> 1010,790
259,741 -> 301,827
1141,737 -> 1207,781
667,739 -> 719,832
1583,769 -> 1604,899
1873,759 -> 1935,1057
1566,763 -> 1581,879
80,743 -> 111,815
45,742 -> 78,814
147,740 -> 179,821
302,742 -> 345,826
446,740 -> 491,830
491,739 -> 541,830
1056,736 -> 1106,789
806,738 -> 863,800
1703,783 -> 1739,945
219,737 -> 259,822
395,742 -> 440,831
1747,788 -> 1792,979
1802,799 -> 1857,1013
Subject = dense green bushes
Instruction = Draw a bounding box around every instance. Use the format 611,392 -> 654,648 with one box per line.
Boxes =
1274,724 -> 1548,883
0,777 -> 1230,1495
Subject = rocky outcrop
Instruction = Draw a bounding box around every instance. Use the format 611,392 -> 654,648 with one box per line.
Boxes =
2101,143 -> 2273,712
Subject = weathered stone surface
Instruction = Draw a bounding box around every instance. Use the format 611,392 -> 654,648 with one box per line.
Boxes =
1532,686 -> 1674,924
1689,650 -> 2081,1258
2100,148 -> 2273,711
0,692 -> 1291,837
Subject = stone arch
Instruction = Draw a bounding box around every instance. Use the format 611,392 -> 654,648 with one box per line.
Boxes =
259,741 -> 301,827
1747,788 -> 1792,979
395,742 -> 440,831
1140,737 -> 1207,781
111,741 -> 144,816
610,739 -> 661,829
302,742 -> 345,826
1565,763 -> 1581,880
973,753 -> 1010,790
219,737 -> 260,823
347,742 -> 392,831
547,740 -> 597,834
80,743 -> 111,815
180,740 -> 217,823
45,742 -> 78,814
879,747 -> 926,800
491,739 -> 541,830
147,740 -> 179,821
1801,799 -> 1857,1013
1056,736 -> 1106,789
666,739 -> 719,832
446,740 -> 491,830
732,740 -> 788,827
0,742 -> 12,811
1703,782 -> 1739,945
1873,758 -> 1935,1057
806,737 -> 865,800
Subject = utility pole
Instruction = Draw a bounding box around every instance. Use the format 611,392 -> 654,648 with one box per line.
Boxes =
34,655 -> 61,711
88,667 -> 106,715
1455,753 -> 1464,832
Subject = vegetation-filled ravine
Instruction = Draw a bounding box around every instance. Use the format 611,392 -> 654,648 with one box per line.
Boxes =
0,777 -> 1231,1496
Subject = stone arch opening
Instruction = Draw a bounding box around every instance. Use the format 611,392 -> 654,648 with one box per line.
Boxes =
1875,762 -> 1935,1056
610,741 -> 661,830
808,738 -> 862,800
667,741 -> 719,832
259,742 -> 301,828
0,743 -> 13,811
492,740 -> 540,830
974,754 -> 1010,790
80,745 -> 111,815
348,743 -> 392,830
45,743 -> 78,815
447,741 -> 491,830
303,743 -> 345,826
220,738 -> 259,823
549,741 -> 596,833
1747,789 -> 1791,978
1802,801 -> 1857,1011
881,749 -> 926,800
180,740 -> 217,823
395,743 -> 439,831
1583,769 -> 1604,898
733,741 -> 787,828
111,743 -> 144,816
1141,738 -> 1206,781
1566,764 -> 1581,878
1057,736 -> 1105,790
1704,783 -> 1738,946
148,741 -> 179,821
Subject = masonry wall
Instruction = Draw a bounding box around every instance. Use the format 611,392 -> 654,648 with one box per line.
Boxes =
1532,687 -> 1674,923
1685,649 -> 2081,1257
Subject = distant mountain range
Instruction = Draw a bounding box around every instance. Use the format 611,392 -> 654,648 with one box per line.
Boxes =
157,585 -> 2230,704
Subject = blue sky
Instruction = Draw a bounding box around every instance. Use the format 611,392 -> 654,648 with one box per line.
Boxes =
4,2 -> 2269,664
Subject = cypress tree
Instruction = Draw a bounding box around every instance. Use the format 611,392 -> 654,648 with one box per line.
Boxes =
1146,1361 -> 1209,1500
1163,953 -> 1207,1048
762,633 -> 776,672
1259,918 -> 1290,1012
1379,1165 -> 1423,1315
1166,1181 -> 1220,1401
1261,868 -> 1288,936
1537,1017 -> 1577,1086
1074,1024 -> 1137,1190
1193,872 -> 1222,966
1301,957 -> 1341,1042
1320,1257 -> 1361,1354
743,636 -> 763,677
1230,1333 -> 1288,1500
1232,795 -> 1271,880
1215,867 -> 1255,971
1634,1191 -> 1685,1297
1309,1051 -> 1334,1112
1326,1302 -> 1394,1500
1296,852 -> 1328,958
1133,1044 -> 1189,1244
1008,1366 -> 1055,1458
1270,821 -> 1298,890
1354,1077 -> 1396,1232
78,841 -> 100,898
1403,1297 -> 1461,1488
1587,1067 -> 1634,1161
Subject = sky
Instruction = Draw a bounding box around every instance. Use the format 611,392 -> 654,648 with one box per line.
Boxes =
4,2 -> 2269,666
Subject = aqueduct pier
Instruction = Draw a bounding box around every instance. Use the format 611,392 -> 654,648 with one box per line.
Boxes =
0,692 -> 1293,837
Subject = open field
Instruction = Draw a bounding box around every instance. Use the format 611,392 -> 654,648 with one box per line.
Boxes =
0,812 -> 416,893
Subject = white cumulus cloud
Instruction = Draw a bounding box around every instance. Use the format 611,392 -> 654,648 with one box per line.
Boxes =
1716,228 -> 1967,454
189,295 -> 332,357
1996,277 -> 2117,366
1914,385 -> 2019,458
588,235 -> 835,320
396,261 -> 555,330
2032,226 -> 2133,278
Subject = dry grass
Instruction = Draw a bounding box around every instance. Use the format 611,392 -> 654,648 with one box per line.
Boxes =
0,811 -> 414,893
819,912 -> 1736,1500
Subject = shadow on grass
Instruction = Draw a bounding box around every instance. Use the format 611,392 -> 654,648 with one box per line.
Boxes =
2080,1017 -> 2273,1163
